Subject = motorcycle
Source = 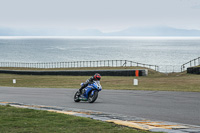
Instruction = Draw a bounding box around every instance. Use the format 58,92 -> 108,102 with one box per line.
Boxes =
74,81 -> 102,103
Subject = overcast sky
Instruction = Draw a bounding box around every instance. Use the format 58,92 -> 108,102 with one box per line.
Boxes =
0,0 -> 200,32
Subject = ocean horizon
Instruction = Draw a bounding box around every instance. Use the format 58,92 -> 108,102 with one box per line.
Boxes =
1,36 -> 200,39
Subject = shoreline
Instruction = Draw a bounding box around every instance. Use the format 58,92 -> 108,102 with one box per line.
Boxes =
1,36 -> 200,39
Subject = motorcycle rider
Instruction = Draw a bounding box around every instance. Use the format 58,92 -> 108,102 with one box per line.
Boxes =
77,73 -> 101,96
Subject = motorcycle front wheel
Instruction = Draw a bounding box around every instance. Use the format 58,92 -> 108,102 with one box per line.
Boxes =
88,91 -> 98,103
74,91 -> 81,102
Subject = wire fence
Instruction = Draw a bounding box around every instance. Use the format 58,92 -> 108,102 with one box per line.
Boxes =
158,65 -> 183,73
0,60 -> 159,71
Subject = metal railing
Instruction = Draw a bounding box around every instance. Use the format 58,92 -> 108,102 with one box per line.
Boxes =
2,57 -> 200,73
181,57 -> 200,72
0,60 -> 159,71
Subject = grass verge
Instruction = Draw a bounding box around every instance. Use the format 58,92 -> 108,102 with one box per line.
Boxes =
0,67 -> 200,92
0,105 -> 152,133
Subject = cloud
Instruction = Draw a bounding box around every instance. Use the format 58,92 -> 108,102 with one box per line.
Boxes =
191,5 -> 200,9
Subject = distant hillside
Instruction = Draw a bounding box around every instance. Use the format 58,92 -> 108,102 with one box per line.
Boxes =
1,26 -> 200,36
106,26 -> 200,36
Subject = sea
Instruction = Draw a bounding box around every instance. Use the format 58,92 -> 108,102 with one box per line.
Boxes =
0,36 -> 200,72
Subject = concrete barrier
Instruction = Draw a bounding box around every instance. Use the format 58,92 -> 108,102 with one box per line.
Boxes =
0,69 -> 148,76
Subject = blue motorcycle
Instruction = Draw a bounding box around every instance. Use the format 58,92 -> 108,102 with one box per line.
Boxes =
74,81 -> 102,103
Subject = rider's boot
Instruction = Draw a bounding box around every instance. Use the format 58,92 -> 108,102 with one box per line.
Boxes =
78,84 -> 87,96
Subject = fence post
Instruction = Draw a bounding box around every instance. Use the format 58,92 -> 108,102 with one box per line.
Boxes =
112,60 -> 113,67
199,57 -> 200,65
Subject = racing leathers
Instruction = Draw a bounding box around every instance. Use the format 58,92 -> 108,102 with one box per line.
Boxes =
78,76 -> 95,95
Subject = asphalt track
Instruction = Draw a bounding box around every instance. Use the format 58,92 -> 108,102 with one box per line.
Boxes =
0,87 -> 200,126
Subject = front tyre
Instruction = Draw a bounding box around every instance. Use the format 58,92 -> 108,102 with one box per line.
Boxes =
88,91 -> 98,103
74,91 -> 81,102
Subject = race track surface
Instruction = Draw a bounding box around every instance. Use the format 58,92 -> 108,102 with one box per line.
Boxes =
0,87 -> 199,126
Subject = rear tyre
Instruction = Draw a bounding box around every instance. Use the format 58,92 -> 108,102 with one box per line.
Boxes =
74,91 -> 81,102
88,91 -> 98,103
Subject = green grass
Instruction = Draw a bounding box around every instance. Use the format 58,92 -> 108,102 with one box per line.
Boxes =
0,105 -> 152,133
0,67 -> 200,92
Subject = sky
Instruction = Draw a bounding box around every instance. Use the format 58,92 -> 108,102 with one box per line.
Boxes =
0,0 -> 200,33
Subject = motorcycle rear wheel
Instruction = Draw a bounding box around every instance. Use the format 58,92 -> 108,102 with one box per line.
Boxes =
88,91 -> 98,103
